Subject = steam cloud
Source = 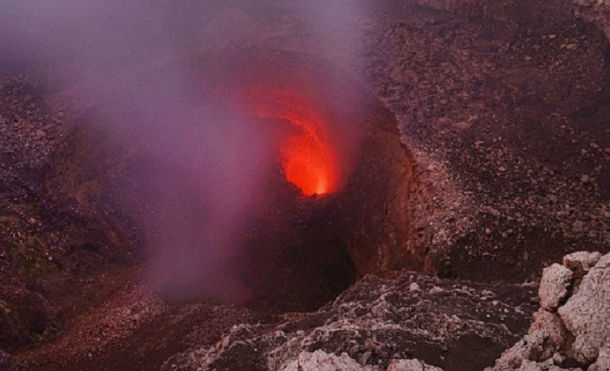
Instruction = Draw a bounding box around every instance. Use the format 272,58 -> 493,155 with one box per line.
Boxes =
0,1 -> 367,303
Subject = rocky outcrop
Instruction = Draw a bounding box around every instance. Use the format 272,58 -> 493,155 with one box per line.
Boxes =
164,272 -> 536,371
280,350 -> 369,371
488,252 -> 609,371
563,252 -> 602,280
539,264 -> 573,310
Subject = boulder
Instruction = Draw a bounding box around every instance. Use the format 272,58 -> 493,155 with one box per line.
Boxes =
558,254 -> 610,364
528,309 -> 568,358
489,252 -> 609,370
539,264 -> 573,311
563,251 -> 602,278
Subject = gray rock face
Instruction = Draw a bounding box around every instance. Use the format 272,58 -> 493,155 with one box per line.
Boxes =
558,254 -> 610,364
488,252 -> 610,371
164,272 -> 536,371
539,264 -> 573,311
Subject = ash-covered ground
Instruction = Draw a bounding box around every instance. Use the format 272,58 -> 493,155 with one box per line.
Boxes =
1,1 -> 609,370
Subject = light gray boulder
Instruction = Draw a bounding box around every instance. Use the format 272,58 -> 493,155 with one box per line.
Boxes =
488,252 -> 609,371
539,264 -> 573,311
558,254 -> 610,364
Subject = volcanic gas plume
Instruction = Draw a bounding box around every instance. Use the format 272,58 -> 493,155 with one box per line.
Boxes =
0,1 -> 367,304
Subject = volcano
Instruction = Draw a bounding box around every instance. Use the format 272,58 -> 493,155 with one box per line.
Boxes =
2,2 -> 610,370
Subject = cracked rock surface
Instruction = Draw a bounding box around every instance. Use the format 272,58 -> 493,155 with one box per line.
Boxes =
489,252 -> 609,371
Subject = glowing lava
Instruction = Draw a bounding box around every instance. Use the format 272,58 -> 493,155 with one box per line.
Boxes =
247,88 -> 340,196
281,120 -> 335,196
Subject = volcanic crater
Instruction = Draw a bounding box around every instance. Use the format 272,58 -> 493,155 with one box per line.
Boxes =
112,50 -> 425,311
208,51 -> 421,311
1,1 -> 609,371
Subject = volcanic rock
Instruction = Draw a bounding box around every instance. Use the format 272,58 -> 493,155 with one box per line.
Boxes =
2,2 -> 610,371
279,350 -> 445,371
416,0 -> 610,39
539,264 -> 573,311
280,350 -> 369,371
562,251 -> 602,278
588,342 -> 610,371
488,252 -> 610,370
558,254 -> 610,364
164,272 -> 536,371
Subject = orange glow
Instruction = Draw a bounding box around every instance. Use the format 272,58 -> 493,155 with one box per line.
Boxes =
281,120 -> 335,196
246,87 -> 340,196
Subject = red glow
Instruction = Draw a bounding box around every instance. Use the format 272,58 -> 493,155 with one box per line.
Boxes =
247,88 -> 340,196
281,119 -> 335,196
